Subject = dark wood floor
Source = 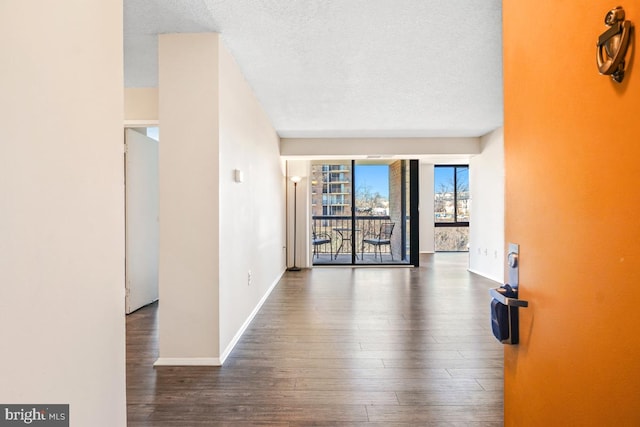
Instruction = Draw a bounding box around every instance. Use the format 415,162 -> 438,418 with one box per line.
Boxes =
127,253 -> 504,426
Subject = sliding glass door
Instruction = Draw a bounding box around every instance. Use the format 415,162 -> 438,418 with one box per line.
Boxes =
310,161 -> 355,263
311,159 -> 419,266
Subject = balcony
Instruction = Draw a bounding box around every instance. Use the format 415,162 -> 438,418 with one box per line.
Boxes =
312,215 -> 408,265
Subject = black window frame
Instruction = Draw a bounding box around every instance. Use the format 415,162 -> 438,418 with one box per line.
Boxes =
434,165 -> 470,228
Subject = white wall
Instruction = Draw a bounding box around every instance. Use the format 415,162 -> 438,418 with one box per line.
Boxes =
419,163 -> 436,253
218,41 -> 287,358
124,87 -> 158,124
468,127 -> 505,283
157,33 -> 221,364
0,2 -> 126,426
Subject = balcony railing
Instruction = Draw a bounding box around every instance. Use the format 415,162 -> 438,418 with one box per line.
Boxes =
312,215 -> 396,262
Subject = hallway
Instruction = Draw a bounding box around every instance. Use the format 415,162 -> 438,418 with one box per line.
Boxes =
127,253 -> 504,425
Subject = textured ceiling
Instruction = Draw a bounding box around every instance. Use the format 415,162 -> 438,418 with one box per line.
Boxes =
124,0 -> 503,138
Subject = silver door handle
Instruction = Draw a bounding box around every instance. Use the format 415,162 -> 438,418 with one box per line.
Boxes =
490,287 -> 529,308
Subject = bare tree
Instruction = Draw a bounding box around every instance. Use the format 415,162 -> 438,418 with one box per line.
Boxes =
356,183 -> 386,216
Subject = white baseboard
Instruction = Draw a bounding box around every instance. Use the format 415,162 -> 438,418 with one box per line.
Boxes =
153,357 -> 221,367
152,269 -> 285,368
467,268 -> 502,285
218,269 -> 285,365
420,251 -> 435,254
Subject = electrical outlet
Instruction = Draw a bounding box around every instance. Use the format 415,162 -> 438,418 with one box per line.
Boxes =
247,270 -> 252,286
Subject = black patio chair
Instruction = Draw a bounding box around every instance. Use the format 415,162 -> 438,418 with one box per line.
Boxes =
312,226 -> 332,259
362,222 -> 395,262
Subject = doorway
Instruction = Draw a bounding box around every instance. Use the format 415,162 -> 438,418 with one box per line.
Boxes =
124,127 -> 159,313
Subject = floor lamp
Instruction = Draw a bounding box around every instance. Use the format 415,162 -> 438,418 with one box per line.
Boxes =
288,175 -> 302,271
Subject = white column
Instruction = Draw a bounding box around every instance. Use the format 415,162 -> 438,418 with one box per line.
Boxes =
419,163 -> 436,253
0,2 -> 126,425
287,160 -> 311,268
157,33 -> 221,365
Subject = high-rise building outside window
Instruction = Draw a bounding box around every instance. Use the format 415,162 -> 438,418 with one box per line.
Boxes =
311,162 -> 353,217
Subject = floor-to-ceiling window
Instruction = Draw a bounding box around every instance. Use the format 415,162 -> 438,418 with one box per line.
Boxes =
311,159 -> 419,266
434,165 -> 469,251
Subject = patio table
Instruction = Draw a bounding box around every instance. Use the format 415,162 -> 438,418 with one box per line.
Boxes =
333,227 -> 361,259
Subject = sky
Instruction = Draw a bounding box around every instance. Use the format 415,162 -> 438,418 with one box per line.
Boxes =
346,164 -> 469,197
435,166 -> 469,192
354,165 -> 389,198
434,167 -> 454,191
